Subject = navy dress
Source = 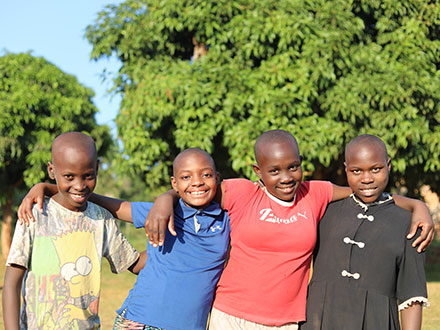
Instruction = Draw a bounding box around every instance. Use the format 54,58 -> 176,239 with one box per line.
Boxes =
301,194 -> 427,330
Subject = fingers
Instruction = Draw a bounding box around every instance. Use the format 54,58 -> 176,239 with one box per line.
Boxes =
168,215 -> 176,236
17,198 -> 37,227
408,221 -> 435,253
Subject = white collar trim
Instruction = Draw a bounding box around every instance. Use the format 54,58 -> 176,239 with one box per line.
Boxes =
262,187 -> 296,207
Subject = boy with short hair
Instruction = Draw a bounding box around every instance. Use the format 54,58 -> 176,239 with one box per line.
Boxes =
301,135 -> 428,330
109,148 -> 230,330
2,132 -> 143,330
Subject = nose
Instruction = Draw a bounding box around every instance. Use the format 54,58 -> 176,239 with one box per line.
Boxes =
73,178 -> 87,191
280,171 -> 294,184
191,174 -> 204,186
360,171 -> 374,183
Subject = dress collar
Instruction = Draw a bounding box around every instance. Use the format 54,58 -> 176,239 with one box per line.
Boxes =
174,199 -> 222,220
350,193 -> 393,212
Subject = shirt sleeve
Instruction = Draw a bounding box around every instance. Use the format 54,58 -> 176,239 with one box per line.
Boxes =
304,180 -> 334,222
6,205 -> 37,268
103,213 -> 140,274
223,178 -> 258,211
131,202 -> 154,228
396,228 -> 428,309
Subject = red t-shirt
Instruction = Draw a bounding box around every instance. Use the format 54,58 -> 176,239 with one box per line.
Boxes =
213,178 -> 333,325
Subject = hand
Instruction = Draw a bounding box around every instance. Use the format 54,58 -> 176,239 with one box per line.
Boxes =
17,183 -> 48,226
406,202 -> 435,253
145,192 -> 177,247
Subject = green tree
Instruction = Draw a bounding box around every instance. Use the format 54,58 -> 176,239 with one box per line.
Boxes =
86,0 -> 440,194
0,52 -> 113,258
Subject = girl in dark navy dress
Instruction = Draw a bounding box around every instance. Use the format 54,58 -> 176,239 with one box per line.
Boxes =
301,135 -> 428,330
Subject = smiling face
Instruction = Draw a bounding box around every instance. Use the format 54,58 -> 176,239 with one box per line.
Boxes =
171,149 -> 219,209
48,133 -> 98,212
253,139 -> 303,202
345,137 -> 391,204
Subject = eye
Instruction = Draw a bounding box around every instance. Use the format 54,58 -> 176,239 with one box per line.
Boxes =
85,174 -> 95,180
371,167 -> 382,173
203,173 -> 213,178
64,175 -> 74,180
269,169 -> 279,175
181,175 -> 190,180
352,169 -> 361,175
289,165 -> 299,171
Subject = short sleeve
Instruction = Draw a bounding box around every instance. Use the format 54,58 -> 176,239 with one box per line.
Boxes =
396,229 -> 428,307
131,202 -> 154,228
6,205 -> 37,268
303,181 -> 333,222
103,217 -> 140,274
223,179 -> 258,211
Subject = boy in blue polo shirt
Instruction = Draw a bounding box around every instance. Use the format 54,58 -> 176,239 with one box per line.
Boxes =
111,148 -> 230,329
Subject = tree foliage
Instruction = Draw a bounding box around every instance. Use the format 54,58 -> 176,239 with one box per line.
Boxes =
86,0 -> 440,194
0,52 -> 113,256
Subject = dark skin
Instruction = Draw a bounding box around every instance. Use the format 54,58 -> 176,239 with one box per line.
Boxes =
137,130 -> 433,249
4,132 -> 145,329
17,133 -> 434,250
344,135 -> 423,330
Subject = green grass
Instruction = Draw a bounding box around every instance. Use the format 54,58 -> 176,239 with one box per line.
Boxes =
0,228 -> 439,329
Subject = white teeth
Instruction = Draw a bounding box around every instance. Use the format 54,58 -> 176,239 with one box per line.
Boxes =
190,191 -> 206,195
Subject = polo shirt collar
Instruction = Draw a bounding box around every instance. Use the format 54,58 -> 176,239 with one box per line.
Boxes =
175,199 -> 222,220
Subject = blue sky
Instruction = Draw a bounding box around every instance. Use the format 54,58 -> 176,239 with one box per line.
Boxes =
0,0 -> 124,134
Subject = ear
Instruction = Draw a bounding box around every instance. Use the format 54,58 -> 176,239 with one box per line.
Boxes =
252,163 -> 263,179
344,161 -> 348,174
299,155 -> 303,164
215,171 -> 220,183
95,160 -> 100,175
47,162 -> 56,180
170,176 -> 179,194
386,158 -> 391,171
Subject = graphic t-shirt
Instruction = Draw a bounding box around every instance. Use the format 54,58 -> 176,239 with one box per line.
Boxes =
213,178 -> 333,325
7,197 -> 139,330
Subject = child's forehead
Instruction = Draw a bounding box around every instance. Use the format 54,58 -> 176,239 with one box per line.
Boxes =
174,152 -> 216,173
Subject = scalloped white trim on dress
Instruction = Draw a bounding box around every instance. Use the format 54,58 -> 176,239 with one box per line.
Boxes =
398,296 -> 429,311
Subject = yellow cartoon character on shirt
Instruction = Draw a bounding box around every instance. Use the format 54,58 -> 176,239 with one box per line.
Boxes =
52,229 -> 101,327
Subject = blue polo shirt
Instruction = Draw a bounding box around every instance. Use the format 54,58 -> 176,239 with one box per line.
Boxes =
117,199 -> 230,330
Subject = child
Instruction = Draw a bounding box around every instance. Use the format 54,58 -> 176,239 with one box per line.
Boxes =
2,132 -> 144,330
301,135 -> 428,330
111,148 -> 230,330
18,148 -> 230,330
18,130 -> 433,329
143,130 -> 432,329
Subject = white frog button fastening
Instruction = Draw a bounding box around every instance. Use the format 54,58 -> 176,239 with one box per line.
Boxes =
341,270 -> 360,280
357,213 -> 374,222
343,236 -> 365,248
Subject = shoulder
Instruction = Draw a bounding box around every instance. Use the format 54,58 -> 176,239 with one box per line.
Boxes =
85,201 -> 115,221
297,180 -> 333,199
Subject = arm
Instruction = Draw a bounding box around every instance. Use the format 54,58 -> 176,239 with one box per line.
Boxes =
145,190 -> 179,247
393,195 -> 434,252
128,250 -> 147,275
2,265 -> 26,330
400,302 -> 422,330
17,182 -> 57,225
88,194 -> 132,223
17,183 -> 133,223
331,184 -> 352,202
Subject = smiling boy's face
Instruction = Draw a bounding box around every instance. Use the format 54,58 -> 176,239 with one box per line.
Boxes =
345,139 -> 390,204
48,132 -> 98,212
171,150 -> 219,209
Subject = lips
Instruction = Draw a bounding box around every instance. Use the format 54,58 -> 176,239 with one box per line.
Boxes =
359,187 -> 377,196
70,192 -> 87,203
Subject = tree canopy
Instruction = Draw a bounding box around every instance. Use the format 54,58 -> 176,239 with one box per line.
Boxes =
86,0 -> 440,194
0,52 -> 112,257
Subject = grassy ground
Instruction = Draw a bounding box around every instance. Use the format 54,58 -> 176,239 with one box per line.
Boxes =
0,227 -> 439,329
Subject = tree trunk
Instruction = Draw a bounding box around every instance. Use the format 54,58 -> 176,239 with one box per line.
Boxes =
2,187 -> 14,260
